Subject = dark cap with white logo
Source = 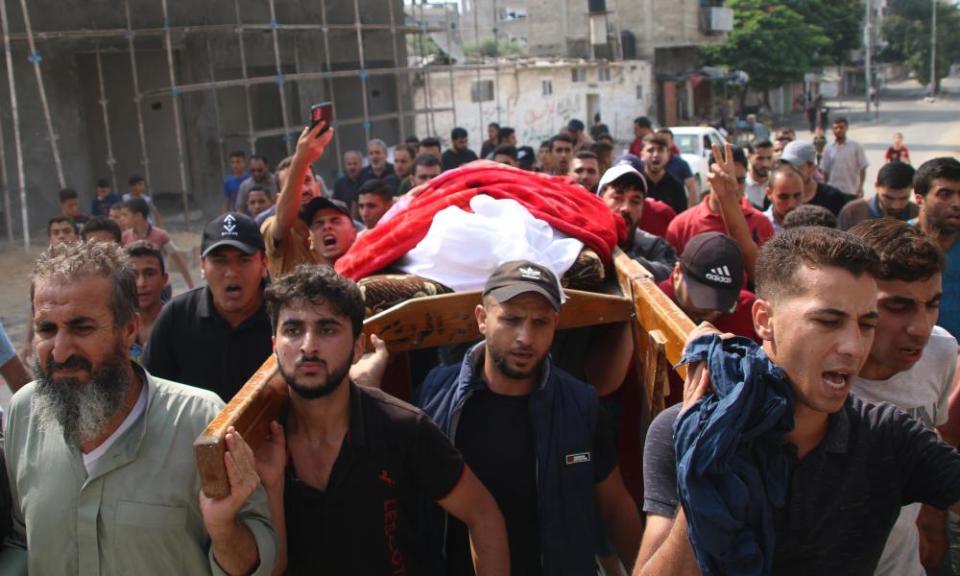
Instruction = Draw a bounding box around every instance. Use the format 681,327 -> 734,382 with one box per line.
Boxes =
483,260 -> 562,311
201,212 -> 265,258
679,232 -> 744,313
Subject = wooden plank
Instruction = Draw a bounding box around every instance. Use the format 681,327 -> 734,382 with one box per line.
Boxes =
642,329 -> 671,415
364,288 -> 634,353
193,356 -> 289,498
614,249 -> 695,377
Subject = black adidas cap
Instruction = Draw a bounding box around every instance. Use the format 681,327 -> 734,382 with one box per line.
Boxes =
679,232 -> 744,313
483,260 -> 562,311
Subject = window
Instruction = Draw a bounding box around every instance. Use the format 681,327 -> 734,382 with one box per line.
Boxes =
571,68 -> 586,83
636,84 -> 644,100
542,79 -> 553,96
470,80 -> 494,103
598,67 -> 611,82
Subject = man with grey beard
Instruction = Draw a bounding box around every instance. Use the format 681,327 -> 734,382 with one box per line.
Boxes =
1,241 -> 276,575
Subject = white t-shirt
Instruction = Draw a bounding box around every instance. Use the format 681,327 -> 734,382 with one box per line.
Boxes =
851,325 -> 959,576
820,139 -> 868,197
82,383 -> 148,473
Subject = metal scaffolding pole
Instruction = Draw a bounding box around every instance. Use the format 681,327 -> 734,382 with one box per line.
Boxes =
160,0 -> 191,225
385,0 -> 406,142
1,22 -> 444,43
352,0 -> 373,143
444,3 -> 457,128
417,1 -> 436,137
17,0 -> 64,188
95,45 -> 118,192
473,0 -> 483,138
0,0 -> 29,249
267,0 -> 293,155
0,84 -> 11,243
319,0 -> 343,175
124,0 -> 152,188
232,0 -> 256,154
205,37 -> 227,189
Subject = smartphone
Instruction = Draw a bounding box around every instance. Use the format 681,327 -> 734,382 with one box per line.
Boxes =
310,102 -> 333,136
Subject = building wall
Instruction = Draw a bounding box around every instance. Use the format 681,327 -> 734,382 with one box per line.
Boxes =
0,0 -> 411,238
413,60 -> 653,150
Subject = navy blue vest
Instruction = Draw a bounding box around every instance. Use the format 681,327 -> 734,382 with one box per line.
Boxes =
419,344 -> 600,575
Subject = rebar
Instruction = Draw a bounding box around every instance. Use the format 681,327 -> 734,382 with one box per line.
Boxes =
95,45 -> 118,191
160,0 -> 191,225
0,0 -> 28,248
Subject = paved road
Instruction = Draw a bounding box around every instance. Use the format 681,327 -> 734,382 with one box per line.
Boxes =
808,78 -> 960,196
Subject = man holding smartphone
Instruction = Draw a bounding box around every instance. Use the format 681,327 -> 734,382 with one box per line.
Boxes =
260,118 -> 357,279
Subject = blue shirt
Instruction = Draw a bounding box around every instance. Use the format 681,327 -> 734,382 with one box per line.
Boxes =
942,238 -> 960,339
91,193 -> 120,217
223,173 -> 249,205
910,219 -> 960,339
666,155 -> 694,184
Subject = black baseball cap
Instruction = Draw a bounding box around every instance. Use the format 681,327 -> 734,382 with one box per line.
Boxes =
201,212 -> 265,258
299,196 -> 351,226
482,260 -> 562,311
679,232 -> 744,313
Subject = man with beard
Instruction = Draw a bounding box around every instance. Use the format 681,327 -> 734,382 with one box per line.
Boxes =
244,265 -> 509,575
260,121 -> 356,279
143,212 -> 272,401
597,164 -> 677,281
419,261 -> 643,575
744,140 -> 773,209
4,241 -> 275,574
636,227 -> 960,576
838,162 -> 916,230
848,218 -> 957,575
234,155 -> 278,214
911,157 -> 960,341
641,134 -> 687,214
442,127 -> 479,171
569,150 -> 602,193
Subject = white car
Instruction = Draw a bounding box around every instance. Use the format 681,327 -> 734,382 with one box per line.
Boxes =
668,127 -> 727,190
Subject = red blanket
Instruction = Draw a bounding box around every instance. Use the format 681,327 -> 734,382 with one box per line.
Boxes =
335,160 -> 627,280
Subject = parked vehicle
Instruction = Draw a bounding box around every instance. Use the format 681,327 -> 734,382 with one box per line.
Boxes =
669,126 -> 727,190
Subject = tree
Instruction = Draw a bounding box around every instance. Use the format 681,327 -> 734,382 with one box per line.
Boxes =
880,0 -> 960,90
701,0 -> 830,107
785,0 -> 864,66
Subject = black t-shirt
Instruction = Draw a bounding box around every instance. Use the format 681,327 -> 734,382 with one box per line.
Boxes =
142,286 -> 272,401
446,390 -> 541,576
441,148 -> 479,171
809,182 -> 855,216
644,172 -> 688,214
285,384 -> 465,576
643,396 -> 960,575
446,386 -> 618,575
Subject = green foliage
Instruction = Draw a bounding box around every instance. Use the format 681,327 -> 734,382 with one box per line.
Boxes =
701,0 -> 830,92
785,0 -> 864,65
880,0 -> 960,87
463,37 -> 526,58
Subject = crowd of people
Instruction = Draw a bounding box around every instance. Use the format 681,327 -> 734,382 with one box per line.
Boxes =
0,106 -> 958,576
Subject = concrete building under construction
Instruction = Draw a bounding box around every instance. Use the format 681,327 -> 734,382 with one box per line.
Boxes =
0,0 -> 466,245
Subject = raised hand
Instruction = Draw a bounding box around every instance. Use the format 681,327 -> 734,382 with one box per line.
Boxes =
295,121 -> 335,166
707,142 -> 739,201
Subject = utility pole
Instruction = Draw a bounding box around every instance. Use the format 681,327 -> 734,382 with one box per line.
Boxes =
864,0 -> 872,114
930,0 -> 937,98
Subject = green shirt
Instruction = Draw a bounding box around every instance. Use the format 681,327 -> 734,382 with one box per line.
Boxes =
1,365 -> 276,575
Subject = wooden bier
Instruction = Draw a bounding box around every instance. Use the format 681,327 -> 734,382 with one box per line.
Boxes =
195,248 -> 694,498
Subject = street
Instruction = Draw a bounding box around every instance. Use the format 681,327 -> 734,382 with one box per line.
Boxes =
811,78 -> 960,195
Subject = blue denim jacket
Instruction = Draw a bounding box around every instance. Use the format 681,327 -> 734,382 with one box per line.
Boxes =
674,335 -> 794,576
